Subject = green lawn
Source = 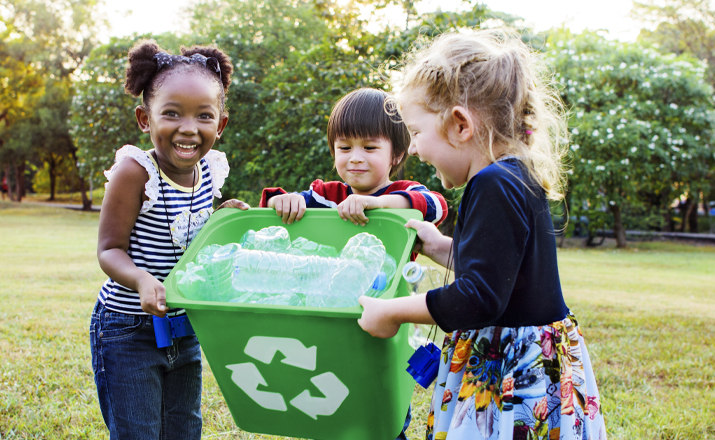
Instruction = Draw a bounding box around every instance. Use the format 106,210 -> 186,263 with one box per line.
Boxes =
1,201 -> 713,439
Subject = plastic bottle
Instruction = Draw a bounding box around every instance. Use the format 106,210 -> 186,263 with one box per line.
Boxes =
289,236 -> 339,258
402,261 -> 444,348
239,226 -> 291,252
175,262 -> 207,300
231,249 -> 379,302
183,230 -> 396,308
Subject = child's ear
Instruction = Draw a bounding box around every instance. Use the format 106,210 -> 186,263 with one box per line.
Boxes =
448,106 -> 475,142
392,151 -> 405,167
135,105 -> 150,133
216,115 -> 229,138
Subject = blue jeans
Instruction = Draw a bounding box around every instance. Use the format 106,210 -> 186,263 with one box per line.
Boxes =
90,301 -> 202,440
396,405 -> 412,440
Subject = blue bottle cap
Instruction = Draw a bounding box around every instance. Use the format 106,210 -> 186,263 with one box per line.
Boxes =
371,271 -> 387,290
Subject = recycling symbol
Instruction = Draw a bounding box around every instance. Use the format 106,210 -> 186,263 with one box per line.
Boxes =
227,336 -> 349,420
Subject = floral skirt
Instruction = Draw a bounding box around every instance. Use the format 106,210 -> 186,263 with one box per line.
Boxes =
426,315 -> 606,440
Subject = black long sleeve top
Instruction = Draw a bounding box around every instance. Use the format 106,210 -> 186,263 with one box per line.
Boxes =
425,158 -> 570,331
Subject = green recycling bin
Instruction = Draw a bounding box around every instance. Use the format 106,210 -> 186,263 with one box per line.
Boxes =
164,208 -> 422,439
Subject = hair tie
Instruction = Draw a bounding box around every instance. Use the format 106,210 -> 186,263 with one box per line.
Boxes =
153,52 -> 222,83
525,130 -> 533,135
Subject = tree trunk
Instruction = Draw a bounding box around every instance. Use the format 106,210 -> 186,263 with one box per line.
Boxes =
48,155 -> 57,201
14,162 -> 25,202
610,203 -> 627,248
685,195 -> 698,232
678,199 -> 692,232
70,149 -> 93,211
79,177 -> 92,211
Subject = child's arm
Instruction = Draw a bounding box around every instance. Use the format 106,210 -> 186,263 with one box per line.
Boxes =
97,159 -> 167,317
337,194 -> 409,226
357,294 -> 436,338
405,218 -> 453,267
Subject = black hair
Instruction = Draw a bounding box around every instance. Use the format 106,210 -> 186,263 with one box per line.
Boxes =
124,40 -> 234,113
327,88 -> 410,176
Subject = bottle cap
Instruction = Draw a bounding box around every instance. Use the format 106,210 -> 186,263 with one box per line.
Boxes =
402,261 -> 424,285
371,271 -> 387,290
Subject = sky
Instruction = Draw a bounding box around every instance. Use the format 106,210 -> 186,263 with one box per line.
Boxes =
102,0 -> 641,42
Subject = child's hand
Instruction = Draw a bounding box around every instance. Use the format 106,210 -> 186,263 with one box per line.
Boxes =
268,193 -> 306,224
217,199 -> 251,210
405,219 -> 453,267
337,194 -> 378,226
357,296 -> 401,338
137,272 -> 168,317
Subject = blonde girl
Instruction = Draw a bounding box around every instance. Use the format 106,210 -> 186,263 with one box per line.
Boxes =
358,29 -> 607,439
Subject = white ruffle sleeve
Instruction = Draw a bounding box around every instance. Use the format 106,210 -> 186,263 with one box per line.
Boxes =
103,145 -> 161,214
203,149 -> 230,199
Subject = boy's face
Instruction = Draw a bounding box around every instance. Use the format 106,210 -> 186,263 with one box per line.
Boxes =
334,136 -> 397,195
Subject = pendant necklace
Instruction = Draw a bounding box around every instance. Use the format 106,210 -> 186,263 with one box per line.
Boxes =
154,153 -> 196,262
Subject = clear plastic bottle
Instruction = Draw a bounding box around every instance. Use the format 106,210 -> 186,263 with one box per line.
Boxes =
289,236 -> 339,258
239,226 -> 291,252
185,230 -> 395,308
178,243 -> 239,301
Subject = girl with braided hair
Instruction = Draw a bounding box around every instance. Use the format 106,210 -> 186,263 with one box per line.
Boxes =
91,40 -> 248,439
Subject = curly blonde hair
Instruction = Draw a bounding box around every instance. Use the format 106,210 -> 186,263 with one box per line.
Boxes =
394,29 -> 568,201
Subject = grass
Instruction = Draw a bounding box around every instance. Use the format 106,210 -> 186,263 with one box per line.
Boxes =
0,201 -> 713,439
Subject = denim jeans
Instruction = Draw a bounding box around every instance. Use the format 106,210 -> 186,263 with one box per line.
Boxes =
90,300 -> 202,440
396,405 -> 412,440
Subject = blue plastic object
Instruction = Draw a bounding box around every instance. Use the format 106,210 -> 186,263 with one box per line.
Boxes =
406,342 -> 440,388
153,315 -> 195,348
371,271 -> 387,290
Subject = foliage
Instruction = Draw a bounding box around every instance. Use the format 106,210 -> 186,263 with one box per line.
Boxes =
0,0 -> 102,201
634,0 -> 715,86
70,36 -> 146,192
186,0 -> 488,217
545,30 -> 715,244
0,19 -> 45,162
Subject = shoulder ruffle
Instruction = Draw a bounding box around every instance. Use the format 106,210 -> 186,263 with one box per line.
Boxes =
204,149 -> 230,198
103,145 -> 160,214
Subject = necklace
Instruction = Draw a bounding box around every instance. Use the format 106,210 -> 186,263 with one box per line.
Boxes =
154,153 -> 196,262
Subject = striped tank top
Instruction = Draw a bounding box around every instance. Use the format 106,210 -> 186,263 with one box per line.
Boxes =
98,146 -> 228,314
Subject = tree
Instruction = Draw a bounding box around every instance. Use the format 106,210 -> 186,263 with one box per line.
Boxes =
632,0 -> 715,229
0,17 -> 44,200
546,30 -> 714,246
1,0 -> 100,205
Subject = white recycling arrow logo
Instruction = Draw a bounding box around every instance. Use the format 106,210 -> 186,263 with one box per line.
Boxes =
227,336 -> 349,419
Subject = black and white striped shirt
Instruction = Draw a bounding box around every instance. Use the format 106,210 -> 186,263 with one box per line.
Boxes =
99,147 -> 226,314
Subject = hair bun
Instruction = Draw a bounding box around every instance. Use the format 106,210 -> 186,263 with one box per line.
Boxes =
124,40 -> 163,97
181,45 -> 233,92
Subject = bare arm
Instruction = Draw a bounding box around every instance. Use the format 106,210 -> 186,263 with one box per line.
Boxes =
358,294 -> 435,338
97,159 -> 167,317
